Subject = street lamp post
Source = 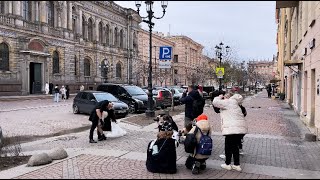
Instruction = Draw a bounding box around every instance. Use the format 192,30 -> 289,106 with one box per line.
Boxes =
215,42 -> 230,91
99,59 -> 113,83
135,1 -> 168,117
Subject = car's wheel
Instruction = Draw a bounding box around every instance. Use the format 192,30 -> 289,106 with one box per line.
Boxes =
73,104 -> 80,114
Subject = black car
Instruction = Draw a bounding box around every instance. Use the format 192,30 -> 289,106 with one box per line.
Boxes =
72,91 -> 129,118
97,83 -> 156,113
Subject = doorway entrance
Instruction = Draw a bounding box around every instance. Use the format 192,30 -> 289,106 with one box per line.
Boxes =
29,62 -> 42,94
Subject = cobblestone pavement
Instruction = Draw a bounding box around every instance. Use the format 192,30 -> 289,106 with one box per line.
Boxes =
2,91 -> 320,179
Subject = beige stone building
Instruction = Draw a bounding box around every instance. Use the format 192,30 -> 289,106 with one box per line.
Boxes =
0,1 -> 141,95
247,60 -> 276,85
136,30 -> 175,87
276,1 -> 320,138
165,35 -> 204,86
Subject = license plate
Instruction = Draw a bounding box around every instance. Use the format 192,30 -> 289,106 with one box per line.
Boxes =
117,110 -> 127,113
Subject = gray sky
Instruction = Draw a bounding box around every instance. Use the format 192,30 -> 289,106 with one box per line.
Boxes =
115,1 -> 277,62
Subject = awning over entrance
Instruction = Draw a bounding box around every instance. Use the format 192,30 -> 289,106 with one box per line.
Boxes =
270,79 -> 281,83
284,60 -> 303,66
276,1 -> 299,9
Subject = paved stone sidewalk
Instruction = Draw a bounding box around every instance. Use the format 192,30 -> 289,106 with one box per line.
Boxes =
1,91 -> 320,179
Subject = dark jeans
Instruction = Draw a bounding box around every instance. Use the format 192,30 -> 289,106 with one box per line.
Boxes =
267,91 -> 272,98
225,134 -> 243,166
89,119 -> 102,140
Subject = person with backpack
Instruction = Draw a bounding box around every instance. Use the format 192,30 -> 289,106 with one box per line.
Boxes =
185,114 -> 212,175
212,92 -> 247,172
146,121 -> 178,174
180,85 -> 205,134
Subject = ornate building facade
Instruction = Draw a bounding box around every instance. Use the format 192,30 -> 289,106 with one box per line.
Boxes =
0,1 -> 141,95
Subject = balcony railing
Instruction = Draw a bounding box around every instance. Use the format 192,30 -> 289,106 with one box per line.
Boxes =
48,27 -> 63,38
23,21 -> 41,32
0,14 -> 14,26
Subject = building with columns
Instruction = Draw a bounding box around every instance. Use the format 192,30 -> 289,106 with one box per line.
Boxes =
0,1 -> 141,96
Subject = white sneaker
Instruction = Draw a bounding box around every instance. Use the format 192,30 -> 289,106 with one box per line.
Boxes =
219,154 -> 226,159
221,164 -> 232,170
232,165 -> 242,172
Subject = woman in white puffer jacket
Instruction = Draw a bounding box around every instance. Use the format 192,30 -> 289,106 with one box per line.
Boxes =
212,92 -> 247,172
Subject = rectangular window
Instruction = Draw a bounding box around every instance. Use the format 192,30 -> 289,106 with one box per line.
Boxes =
173,55 -> 178,63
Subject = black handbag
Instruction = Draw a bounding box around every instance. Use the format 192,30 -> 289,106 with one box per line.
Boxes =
185,155 -> 195,169
102,118 -> 111,131
184,126 -> 198,154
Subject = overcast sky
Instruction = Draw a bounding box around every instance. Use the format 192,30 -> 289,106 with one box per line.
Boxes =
115,1 -> 277,62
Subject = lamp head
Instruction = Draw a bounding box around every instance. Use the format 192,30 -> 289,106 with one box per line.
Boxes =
135,1 -> 142,8
161,1 -> 168,9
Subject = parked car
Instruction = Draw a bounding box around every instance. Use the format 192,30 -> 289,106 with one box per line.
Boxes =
152,87 -> 173,109
167,87 -> 184,105
97,83 -> 156,113
72,91 -> 129,118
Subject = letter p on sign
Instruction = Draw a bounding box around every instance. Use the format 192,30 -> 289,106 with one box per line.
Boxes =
159,46 -> 172,60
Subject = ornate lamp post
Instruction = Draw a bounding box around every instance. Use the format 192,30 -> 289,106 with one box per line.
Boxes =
135,1 -> 168,117
99,59 -> 113,83
215,42 -> 230,91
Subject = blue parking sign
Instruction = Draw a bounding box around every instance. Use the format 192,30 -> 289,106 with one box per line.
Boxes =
159,46 -> 172,60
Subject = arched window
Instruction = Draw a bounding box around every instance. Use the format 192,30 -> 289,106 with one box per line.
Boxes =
116,62 -> 121,78
114,27 -> 118,47
72,7 -> 77,37
52,51 -> 59,74
99,22 -> 103,44
84,58 -> 91,76
0,43 -> 9,71
47,2 -> 54,27
105,25 -> 109,46
74,55 -> 77,75
120,29 -> 124,48
0,2 -> 5,14
23,1 -> 32,21
88,18 -> 93,42
82,16 -> 86,39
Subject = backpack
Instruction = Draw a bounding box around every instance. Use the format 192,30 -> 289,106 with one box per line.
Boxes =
192,97 -> 205,118
196,127 -> 213,155
184,127 -> 198,154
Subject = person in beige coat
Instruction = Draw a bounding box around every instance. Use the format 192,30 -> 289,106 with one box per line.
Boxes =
212,92 -> 247,172
186,114 -> 212,174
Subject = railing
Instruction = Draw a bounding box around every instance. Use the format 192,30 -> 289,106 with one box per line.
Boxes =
23,21 -> 41,32
48,27 -> 63,38
0,14 -> 14,26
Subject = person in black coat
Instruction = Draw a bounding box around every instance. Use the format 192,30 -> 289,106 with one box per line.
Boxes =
146,121 -> 178,174
88,100 -> 110,143
180,85 -> 202,133
49,83 -> 53,95
65,85 -> 70,100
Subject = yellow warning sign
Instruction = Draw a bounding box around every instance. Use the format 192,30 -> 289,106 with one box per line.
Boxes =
216,68 -> 225,76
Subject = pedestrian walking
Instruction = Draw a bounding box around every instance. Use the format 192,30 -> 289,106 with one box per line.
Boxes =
185,114 -> 213,175
146,121 -> 178,174
65,85 -> 70,100
80,85 -> 84,91
88,100 -> 109,143
60,86 -> 66,101
49,83 -> 53,95
180,85 -> 205,135
53,85 -> 60,102
45,82 -> 49,95
212,92 -> 247,172
267,84 -> 272,98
